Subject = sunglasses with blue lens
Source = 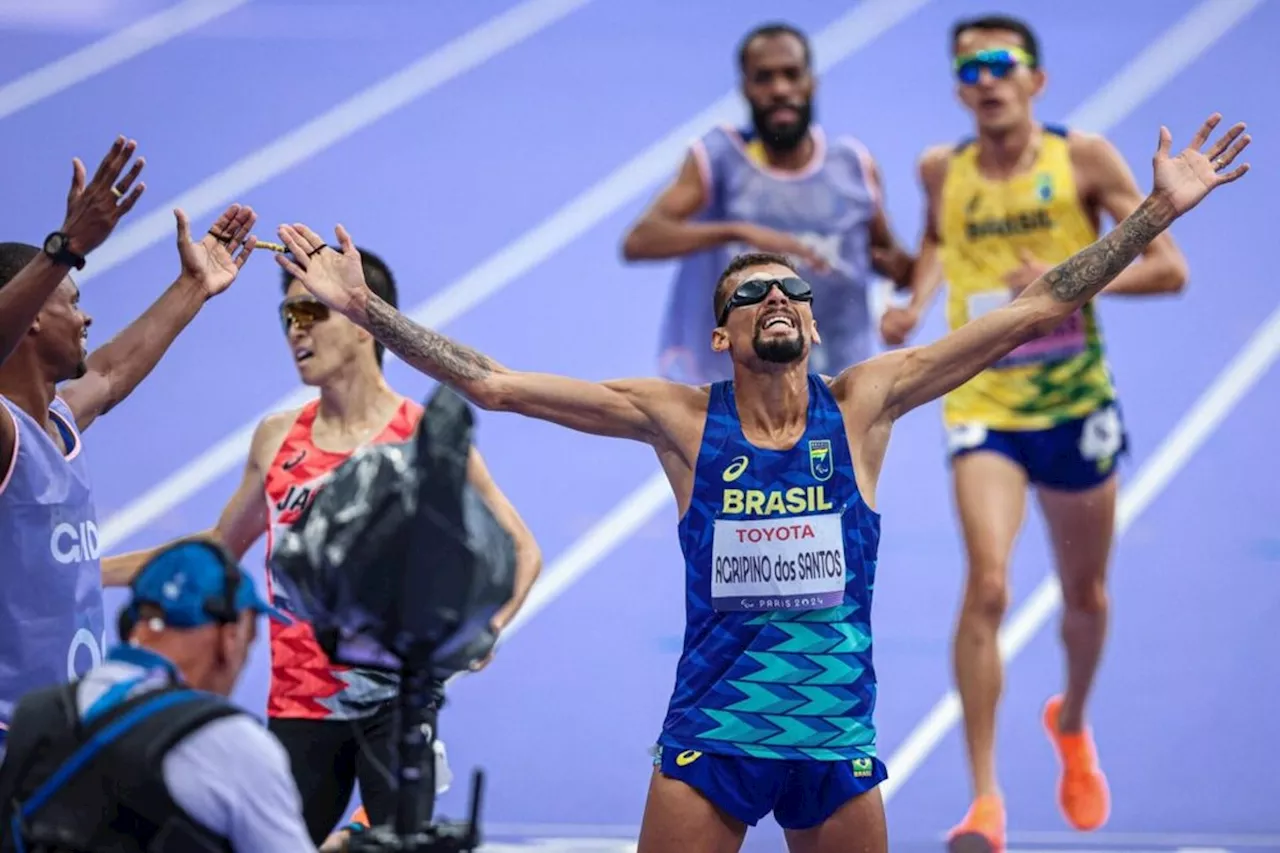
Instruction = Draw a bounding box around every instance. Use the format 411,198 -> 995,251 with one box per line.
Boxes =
953,47 -> 1033,85
718,277 -> 813,326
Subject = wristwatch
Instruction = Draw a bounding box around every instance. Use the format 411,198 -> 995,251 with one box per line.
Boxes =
43,231 -> 86,270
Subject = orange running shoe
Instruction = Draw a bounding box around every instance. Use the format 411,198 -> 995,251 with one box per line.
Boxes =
1042,694 -> 1111,831
946,794 -> 1006,853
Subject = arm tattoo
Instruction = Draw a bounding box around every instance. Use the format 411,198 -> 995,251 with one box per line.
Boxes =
364,295 -> 495,383
1042,194 -> 1174,303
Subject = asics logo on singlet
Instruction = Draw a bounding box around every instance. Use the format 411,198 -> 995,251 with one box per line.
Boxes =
722,456 -> 749,482
49,520 -> 100,564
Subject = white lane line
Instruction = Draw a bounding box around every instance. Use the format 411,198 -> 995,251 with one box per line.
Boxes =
79,0 -> 595,290
0,0 -> 252,121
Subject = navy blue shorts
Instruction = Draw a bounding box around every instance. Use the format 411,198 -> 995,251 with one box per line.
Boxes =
654,744 -> 887,830
946,403 -> 1128,491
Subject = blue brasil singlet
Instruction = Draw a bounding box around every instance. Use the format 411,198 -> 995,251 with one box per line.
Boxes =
660,374 -> 881,761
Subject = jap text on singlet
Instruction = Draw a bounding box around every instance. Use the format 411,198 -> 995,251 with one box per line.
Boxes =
0,396 -> 106,734
263,397 -> 422,721
659,374 -> 882,761
659,125 -> 884,385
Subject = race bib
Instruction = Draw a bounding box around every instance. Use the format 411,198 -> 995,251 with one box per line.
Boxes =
968,291 -> 1086,368
711,513 -> 846,612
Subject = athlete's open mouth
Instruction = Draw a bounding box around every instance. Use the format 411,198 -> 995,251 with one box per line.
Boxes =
294,347 -> 314,363
761,313 -> 797,331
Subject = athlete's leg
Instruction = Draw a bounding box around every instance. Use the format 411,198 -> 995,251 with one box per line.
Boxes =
947,446 -> 1029,852
354,701 -> 441,827
1035,474 -> 1117,831
951,450 -> 1028,798
1037,476 -> 1115,734
782,787 -> 887,853
636,768 -> 748,853
268,717 -> 359,844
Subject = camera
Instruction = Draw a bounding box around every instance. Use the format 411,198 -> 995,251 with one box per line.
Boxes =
269,385 -> 516,851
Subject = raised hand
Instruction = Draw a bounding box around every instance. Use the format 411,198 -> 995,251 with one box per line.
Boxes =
175,204 -> 258,297
1152,113 -> 1251,217
61,136 -> 147,255
275,223 -> 371,319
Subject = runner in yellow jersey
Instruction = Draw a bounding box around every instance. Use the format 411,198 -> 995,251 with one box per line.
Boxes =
880,14 -> 1191,853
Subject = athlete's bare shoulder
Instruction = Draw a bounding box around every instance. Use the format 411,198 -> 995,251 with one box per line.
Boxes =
249,406 -> 306,470
919,142 -> 955,169
915,143 -> 954,241
604,374 -> 707,407
613,376 -> 709,429
1064,130 -> 1129,195
602,376 -> 710,462
918,143 -> 953,192
827,353 -> 905,427
1063,127 -> 1111,150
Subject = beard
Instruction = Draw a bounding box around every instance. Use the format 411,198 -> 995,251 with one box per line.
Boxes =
753,330 -> 805,364
750,100 -> 814,152
57,357 -> 87,383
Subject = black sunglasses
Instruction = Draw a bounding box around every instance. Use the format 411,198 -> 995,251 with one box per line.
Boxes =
278,296 -> 330,332
718,277 -> 813,326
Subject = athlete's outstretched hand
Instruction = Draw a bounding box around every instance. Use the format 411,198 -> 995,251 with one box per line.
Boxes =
175,204 -> 258,298
61,136 -> 147,256
275,223 -> 371,319
1152,113 -> 1251,218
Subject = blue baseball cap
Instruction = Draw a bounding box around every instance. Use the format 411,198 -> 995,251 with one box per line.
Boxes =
127,539 -> 291,629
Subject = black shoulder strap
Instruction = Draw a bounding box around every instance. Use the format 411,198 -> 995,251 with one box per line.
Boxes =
15,686 -> 221,824
130,692 -> 242,765
0,684 -> 77,823
100,693 -> 243,853
9,685 -> 243,853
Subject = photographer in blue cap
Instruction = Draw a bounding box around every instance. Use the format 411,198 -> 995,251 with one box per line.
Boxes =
0,537 -> 345,852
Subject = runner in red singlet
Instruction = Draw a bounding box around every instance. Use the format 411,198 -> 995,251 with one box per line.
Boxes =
104,247 -> 542,843
262,394 -> 422,720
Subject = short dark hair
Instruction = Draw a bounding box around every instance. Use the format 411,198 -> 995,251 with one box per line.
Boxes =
950,14 -> 1040,68
0,242 -> 41,291
281,246 -> 398,367
713,251 -> 798,322
737,22 -> 811,73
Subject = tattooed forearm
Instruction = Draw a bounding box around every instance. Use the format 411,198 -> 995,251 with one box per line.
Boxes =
364,294 -> 496,385
1041,193 -> 1176,303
